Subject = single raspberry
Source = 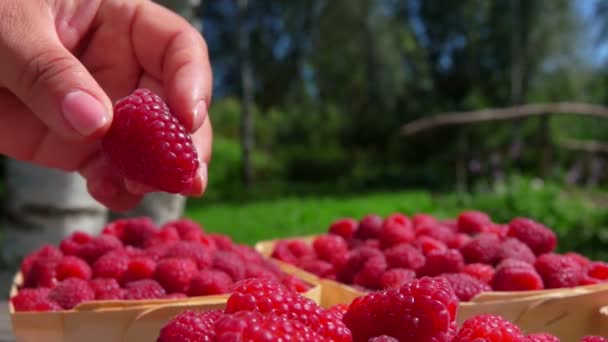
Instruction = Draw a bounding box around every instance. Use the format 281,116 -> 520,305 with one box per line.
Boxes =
231,244 -> 266,265
329,218 -> 359,239
89,278 -> 123,300
145,242 -> 174,261
441,273 -> 491,301
144,226 -> 180,247
124,246 -> 148,258
453,314 -> 525,342
244,263 -> 281,281
447,233 -> 472,249
415,224 -> 455,244
272,239 -> 315,264
48,278 -> 95,310
188,269 -> 234,296
368,336 -> 399,342
492,259 -> 544,291
154,257 -> 197,293
384,243 -> 425,271
508,218 -> 557,256
56,256 -> 92,281
525,333 -> 560,342
497,238 -> 536,264
77,235 -> 123,264
123,257 -> 156,283
338,247 -> 384,284
327,303 -> 350,319
565,252 -> 591,267
457,210 -> 492,234
535,253 -> 584,289
212,251 -> 246,282
412,213 -> 439,229
460,233 -> 500,265
215,311 -> 325,342
313,234 -> 349,262
124,279 -> 166,300
579,276 -> 602,286
413,236 -> 448,255
588,261 -> 608,280
165,241 -> 213,269
298,259 -> 335,278
209,233 -> 234,250
379,213 -> 415,248
102,217 -> 157,247
59,232 -> 92,256
11,288 -> 61,312
23,255 -> 61,288
163,218 -> 206,239
281,274 -> 312,293
581,336 -> 608,342
102,88 -> 199,193
355,214 -> 384,239
379,268 -> 416,289
343,277 -> 458,342
417,249 -> 465,277
462,263 -> 495,284
21,245 -> 62,276
92,250 -> 129,283
157,310 -> 222,342
354,255 -> 388,290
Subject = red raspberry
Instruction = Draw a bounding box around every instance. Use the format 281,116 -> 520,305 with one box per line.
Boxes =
272,239 -> 315,264
508,218 -> 557,256
313,234 -> 348,262
355,214 -> 384,239
535,253 -> 584,289
92,250 -> 129,283
343,277 -> 458,342
77,235 -> 123,264
11,288 -> 61,312
164,219 -> 210,245
209,233 -> 234,250
155,257 -> 197,293
492,259 -> 544,291
145,242 -> 174,261
413,236 -> 448,255
379,268 -> 416,289
123,257 -> 156,283
21,245 -> 62,274
579,276 -> 602,286
417,249 -> 464,277
497,238 -> 536,264
59,232 -> 92,256
244,263 -> 281,281
24,256 -> 61,288
124,279 -> 166,300
102,89 -> 199,193
231,244 -> 266,265
384,243 -> 425,271
213,251 -> 246,281
281,274 -> 312,293
525,333 -> 560,342
581,336 -> 608,342
339,247 -> 384,284
48,278 -> 95,310
416,224 -> 455,244
412,213 -> 439,229
157,310 -> 222,342
165,241 -> 212,269
102,217 -> 157,247
188,269 -> 234,296
462,263 -> 495,284
460,233 -> 500,264
379,213 -> 414,248
565,252 -> 591,267
162,293 -> 187,299
453,314 -> 525,342
215,311 -> 324,341
368,336 -> 399,342
457,210 -> 492,234
298,259 -> 335,278
588,261 -> 608,280
56,256 -> 92,281
327,303 -> 350,319
89,278 -> 123,300
144,226 -> 180,248
447,233 -> 472,249
354,255 -> 388,290
441,273 -> 491,301
329,218 -> 359,239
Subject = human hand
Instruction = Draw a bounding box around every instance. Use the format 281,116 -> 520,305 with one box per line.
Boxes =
0,0 -> 212,211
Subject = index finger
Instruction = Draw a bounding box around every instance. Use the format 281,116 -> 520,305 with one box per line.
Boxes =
130,1 -> 212,133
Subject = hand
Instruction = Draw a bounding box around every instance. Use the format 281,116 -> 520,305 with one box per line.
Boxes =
0,0 -> 213,211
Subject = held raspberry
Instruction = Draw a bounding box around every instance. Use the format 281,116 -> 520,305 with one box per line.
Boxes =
101,88 -> 199,193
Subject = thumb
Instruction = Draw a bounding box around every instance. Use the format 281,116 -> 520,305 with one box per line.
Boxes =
0,2 -> 112,141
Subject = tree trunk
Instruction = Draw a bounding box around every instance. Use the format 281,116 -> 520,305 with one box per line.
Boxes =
509,0 -> 524,163
237,0 -> 255,186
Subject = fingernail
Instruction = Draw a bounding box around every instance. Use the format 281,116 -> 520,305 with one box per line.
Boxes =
192,100 -> 207,132
62,91 -> 111,136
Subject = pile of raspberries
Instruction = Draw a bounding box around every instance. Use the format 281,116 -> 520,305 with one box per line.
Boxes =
271,211 -> 608,301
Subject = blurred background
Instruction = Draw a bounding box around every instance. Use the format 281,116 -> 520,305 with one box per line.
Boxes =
3,0 -> 608,277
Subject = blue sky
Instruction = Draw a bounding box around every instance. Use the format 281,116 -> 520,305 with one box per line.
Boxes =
575,0 -> 608,67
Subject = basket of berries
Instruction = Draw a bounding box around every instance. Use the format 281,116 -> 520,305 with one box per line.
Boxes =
9,217 -> 321,342
255,210 -> 608,340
